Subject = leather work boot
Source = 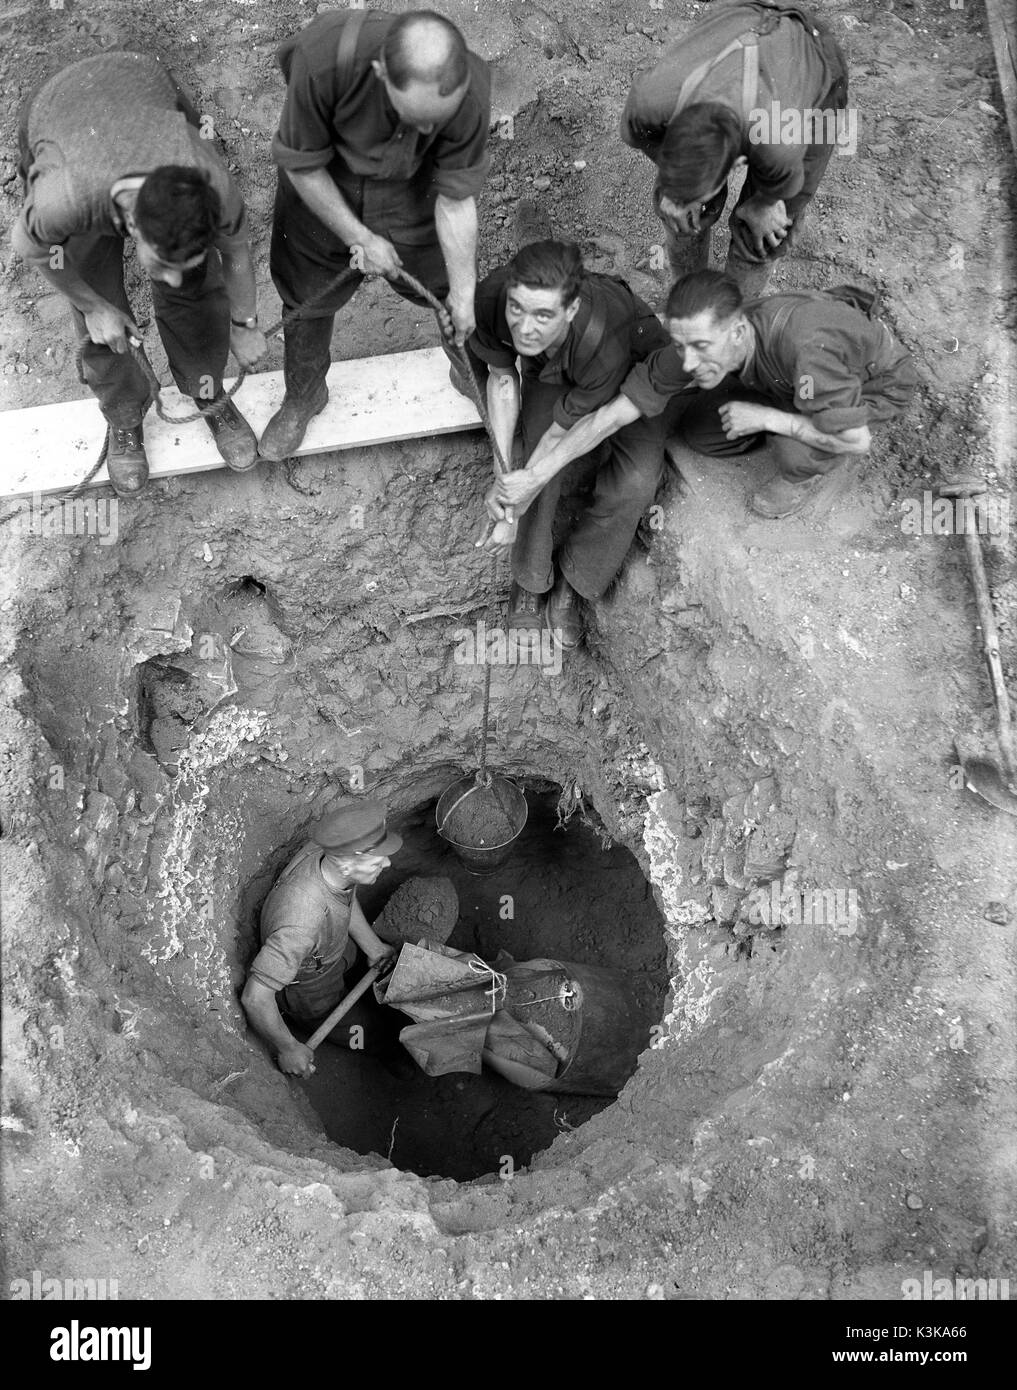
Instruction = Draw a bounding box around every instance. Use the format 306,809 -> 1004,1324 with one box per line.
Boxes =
259,314 -> 333,462
202,394 -> 258,471
258,382 -> 329,462
106,421 -> 149,497
751,471 -> 834,520
507,580 -> 544,631
544,573 -> 584,650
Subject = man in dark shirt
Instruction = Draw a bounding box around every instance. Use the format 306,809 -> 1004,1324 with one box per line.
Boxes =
541,270 -> 918,520
262,7 -> 491,460
620,1 -> 848,296
242,801 -> 402,1079
471,241 -> 675,649
12,52 -> 268,496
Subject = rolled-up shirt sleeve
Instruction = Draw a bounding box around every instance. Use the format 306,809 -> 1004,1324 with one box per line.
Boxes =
620,344 -> 695,418
272,43 -> 337,173
248,923 -> 315,992
793,340 -> 870,433
431,60 -> 491,201
468,283 -> 515,370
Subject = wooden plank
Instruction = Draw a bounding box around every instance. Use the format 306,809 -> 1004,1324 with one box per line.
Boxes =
0,346 -> 482,500
984,0 -> 1017,163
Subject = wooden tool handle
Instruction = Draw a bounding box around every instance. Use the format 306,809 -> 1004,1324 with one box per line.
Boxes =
305,964 -> 383,1053
963,522 -> 1017,779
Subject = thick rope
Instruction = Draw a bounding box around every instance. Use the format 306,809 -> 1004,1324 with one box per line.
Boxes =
3,259 -> 507,520
4,253 -> 513,807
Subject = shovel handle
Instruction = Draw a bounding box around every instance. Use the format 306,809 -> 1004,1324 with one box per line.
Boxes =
962,519 -> 1017,779
305,964 -> 383,1053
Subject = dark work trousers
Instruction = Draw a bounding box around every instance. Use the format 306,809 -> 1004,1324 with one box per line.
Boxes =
270,167 -> 452,397
511,377 -> 671,601
659,15 -> 849,281
279,937 -> 358,1025
62,236 -> 231,427
281,943 -> 404,1057
17,60 -> 231,428
677,377 -> 847,478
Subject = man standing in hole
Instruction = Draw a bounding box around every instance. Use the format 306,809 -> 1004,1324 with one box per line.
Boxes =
242,803 -> 401,1079
263,7 -> 490,460
12,51 -> 268,496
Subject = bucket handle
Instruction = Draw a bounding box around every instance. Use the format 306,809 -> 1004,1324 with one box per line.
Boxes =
436,782 -> 483,838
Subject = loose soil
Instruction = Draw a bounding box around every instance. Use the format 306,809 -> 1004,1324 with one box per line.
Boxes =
297,787 -> 667,1181
1,0 -> 1015,1306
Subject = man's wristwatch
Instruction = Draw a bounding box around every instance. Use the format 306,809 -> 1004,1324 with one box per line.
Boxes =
231,315 -> 258,330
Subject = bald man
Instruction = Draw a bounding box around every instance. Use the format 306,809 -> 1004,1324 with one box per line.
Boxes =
262,7 -> 491,460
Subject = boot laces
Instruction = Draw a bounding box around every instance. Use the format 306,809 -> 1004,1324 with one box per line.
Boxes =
112,425 -> 142,451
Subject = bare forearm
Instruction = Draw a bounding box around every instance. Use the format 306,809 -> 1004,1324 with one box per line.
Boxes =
435,195 -> 478,305
241,986 -> 297,1053
764,406 -> 870,455
527,394 -> 643,486
288,167 -> 370,246
346,901 -> 388,961
487,369 -> 521,471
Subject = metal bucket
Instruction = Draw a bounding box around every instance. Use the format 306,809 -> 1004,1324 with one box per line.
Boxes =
435,771 -> 528,875
521,959 -> 657,1097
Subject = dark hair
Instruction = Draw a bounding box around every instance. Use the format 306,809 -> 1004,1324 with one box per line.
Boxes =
506,240 -> 584,307
383,11 -> 468,97
134,166 -> 221,261
665,270 -> 743,323
657,102 -> 741,204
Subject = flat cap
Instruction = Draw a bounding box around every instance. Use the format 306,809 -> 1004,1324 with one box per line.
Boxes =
311,800 -> 402,856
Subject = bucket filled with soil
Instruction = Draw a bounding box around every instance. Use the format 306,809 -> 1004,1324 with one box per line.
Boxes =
435,771 -> 528,874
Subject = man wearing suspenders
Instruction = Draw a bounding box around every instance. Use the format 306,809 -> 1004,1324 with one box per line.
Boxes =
262,7 -> 491,461
531,270 -> 918,521
470,241 -> 677,650
621,0 -> 849,295
241,803 -> 401,1078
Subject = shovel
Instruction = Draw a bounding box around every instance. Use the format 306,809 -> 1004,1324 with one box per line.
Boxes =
305,959 -> 393,1052
951,489 -> 1017,815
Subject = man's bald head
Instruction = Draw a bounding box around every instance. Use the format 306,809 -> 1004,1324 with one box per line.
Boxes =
382,10 -> 468,96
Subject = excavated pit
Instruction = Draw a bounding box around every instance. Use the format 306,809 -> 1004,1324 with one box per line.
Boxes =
2,415 -> 1014,1301
292,785 -> 667,1181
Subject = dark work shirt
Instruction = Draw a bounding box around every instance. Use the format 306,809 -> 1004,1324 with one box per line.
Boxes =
272,8 -> 491,199
620,1 -> 840,202
622,294 -> 912,434
470,269 -> 662,428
